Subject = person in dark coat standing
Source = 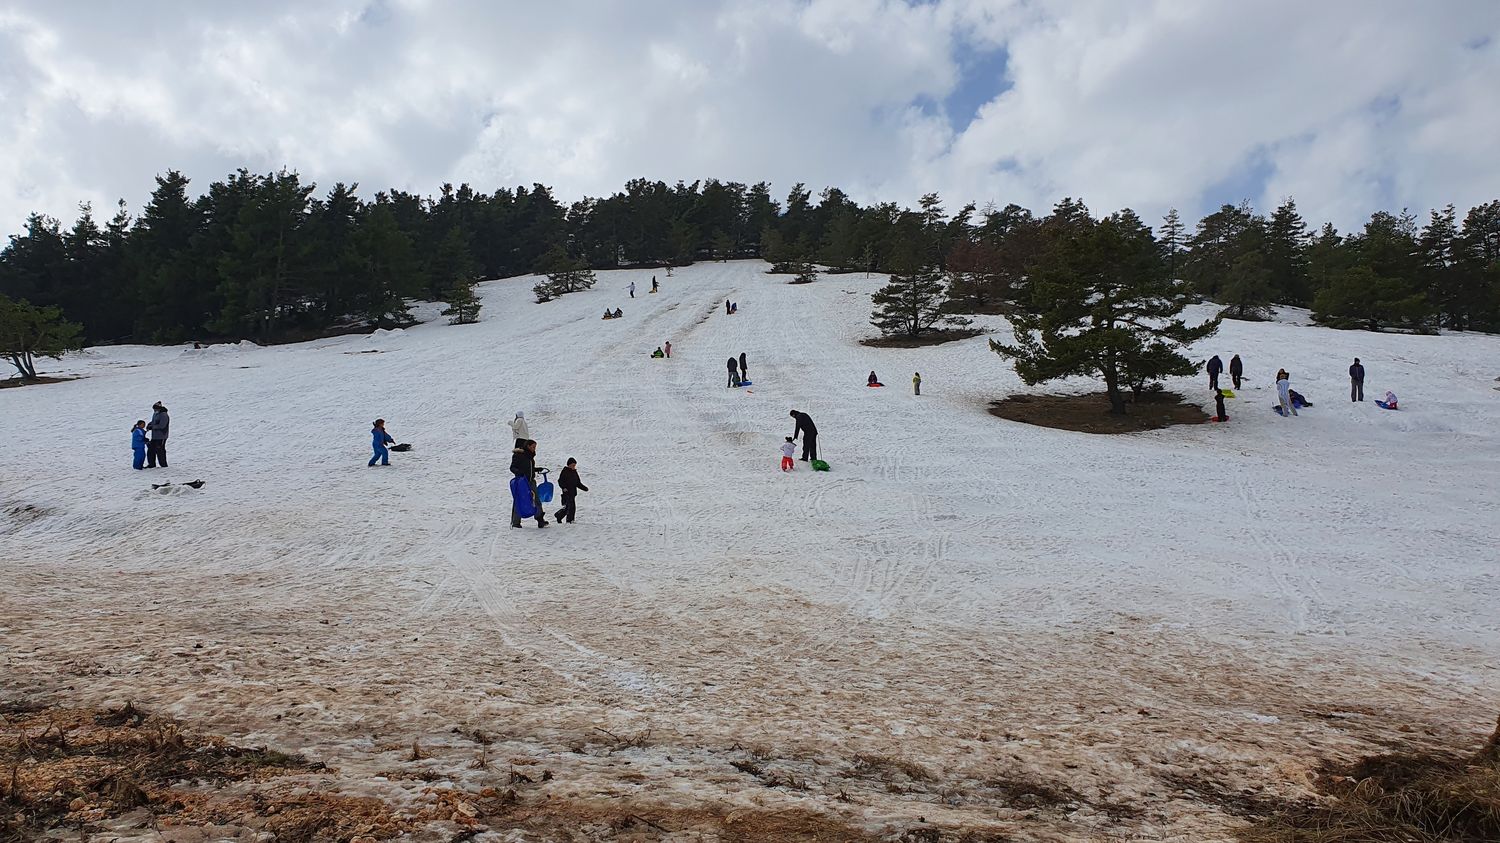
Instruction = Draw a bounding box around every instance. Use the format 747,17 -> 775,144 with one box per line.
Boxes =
1206,355 -> 1223,391
554,457 -> 589,524
1229,354 -> 1243,389
738,352 -> 747,381
789,410 -> 818,461
145,402 -> 170,467
1349,357 -> 1365,401
727,357 -> 741,387
510,439 -> 547,528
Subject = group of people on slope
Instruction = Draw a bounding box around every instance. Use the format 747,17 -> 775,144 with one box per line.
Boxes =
783,409 -> 818,469
727,353 -> 748,386
651,340 -> 672,358
128,402 -> 171,469
625,278 -> 661,300
1204,354 -> 1396,421
508,412 -> 589,528
601,308 -> 624,319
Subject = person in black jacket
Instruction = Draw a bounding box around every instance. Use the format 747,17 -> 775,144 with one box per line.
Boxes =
727,357 -> 741,387
738,352 -> 747,381
1229,354 -> 1243,389
789,410 -> 818,461
1206,355 -> 1223,391
1213,389 -> 1228,422
509,439 -> 547,529
555,457 -> 589,524
1349,357 -> 1365,401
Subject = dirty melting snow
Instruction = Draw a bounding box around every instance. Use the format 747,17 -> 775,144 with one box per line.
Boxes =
2,260 -> 1498,840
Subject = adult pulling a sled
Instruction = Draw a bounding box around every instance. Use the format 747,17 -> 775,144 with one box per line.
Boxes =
510,439 -> 548,529
789,410 -> 818,462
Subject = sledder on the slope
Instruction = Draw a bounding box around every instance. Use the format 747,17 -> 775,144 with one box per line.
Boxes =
1213,389 -> 1229,422
651,347 -> 665,358
1376,390 -> 1400,410
369,419 -> 396,466
867,371 -> 883,387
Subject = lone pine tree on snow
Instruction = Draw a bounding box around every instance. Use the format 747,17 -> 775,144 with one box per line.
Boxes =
0,294 -> 82,380
991,203 -> 1219,414
532,245 -> 597,303
870,268 -> 973,338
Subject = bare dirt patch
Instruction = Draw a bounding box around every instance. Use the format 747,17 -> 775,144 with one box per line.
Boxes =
861,329 -> 985,348
1238,716 -> 1500,842
0,376 -> 78,390
990,390 -> 1210,433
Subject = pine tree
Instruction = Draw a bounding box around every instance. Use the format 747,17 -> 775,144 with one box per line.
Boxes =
0,293 -> 83,380
1420,204 -> 1464,329
441,281 -> 482,324
531,245 -> 596,302
213,170 -> 317,340
434,225 -> 482,324
1457,201 -> 1500,332
870,269 -> 973,338
1219,250 -> 1276,320
1265,199 -> 1311,304
354,203 -> 421,327
991,204 -> 1219,414
1159,208 -> 1185,280
1312,266 -> 1429,331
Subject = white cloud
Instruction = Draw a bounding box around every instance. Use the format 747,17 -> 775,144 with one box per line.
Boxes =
0,0 -> 1496,236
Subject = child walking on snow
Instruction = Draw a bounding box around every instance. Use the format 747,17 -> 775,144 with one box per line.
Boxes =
369,419 -> 395,466
555,457 -> 589,524
780,437 -> 797,471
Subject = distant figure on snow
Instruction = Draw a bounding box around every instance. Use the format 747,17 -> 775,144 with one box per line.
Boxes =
725,299 -> 731,315
510,439 -> 547,528
1289,389 -> 1311,409
1229,354 -> 1243,390
1213,389 -> 1228,422
913,372 -> 922,396
1206,355 -> 1223,391
146,401 -> 170,467
738,352 -> 747,381
555,457 -> 589,524
613,308 -> 623,318
1275,369 -> 1297,417
727,357 -> 741,387
509,412 -> 530,449
131,420 -> 147,470
789,410 -> 818,461
664,341 -> 672,358
1382,390 -> 1399,410
603,309 -> 614,320
651,276 -> 659,293
780,437 -> 796,472
1350,357 -> 1365,402
730,302 -> 737,314
369,419 -> 395,466
867,371 -> 882,387
628,281 -> 636,298
651,347 -> 665,358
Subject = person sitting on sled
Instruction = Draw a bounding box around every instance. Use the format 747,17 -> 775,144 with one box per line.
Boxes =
1213,388 -> 1228,422
1384,390 -> 1398,409
602,309 -> 613,319
868,371 -> 882,386
613,308 -> 623,318
780,437 -> 796,472
651,347 -> 665,358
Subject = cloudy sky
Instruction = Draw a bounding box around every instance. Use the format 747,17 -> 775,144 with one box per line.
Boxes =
2,0 -> 1498,238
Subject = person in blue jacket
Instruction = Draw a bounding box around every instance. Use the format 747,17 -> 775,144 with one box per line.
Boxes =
369,419 -> 395,466
131,420 -> 147,470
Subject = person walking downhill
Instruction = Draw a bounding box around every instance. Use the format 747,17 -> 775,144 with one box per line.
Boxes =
1276,369 -> 1297,417
510,439 -> 548,528
1350,357 -> 1365,402
913,372 -> 922,396
1229,354 -> 1243,390
131,420 -> 148,470
628,280 -> 636,298
369,419 -> 395,466
554,457 -> 589,524
739,352 -> 747,382
1206,355 -> 1223,391
780,437 -> 797,471
509,411 -> 530,449
789,409 -> 818,461
727,357 -> 741,387
145,401 -> 170,467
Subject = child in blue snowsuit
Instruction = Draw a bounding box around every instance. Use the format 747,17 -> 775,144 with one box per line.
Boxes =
131,420 -> 147,470
369,419 -> 395,466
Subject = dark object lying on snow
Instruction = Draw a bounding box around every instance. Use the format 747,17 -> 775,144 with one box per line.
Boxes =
151,480 -> 205,490
390,443 -> 413,452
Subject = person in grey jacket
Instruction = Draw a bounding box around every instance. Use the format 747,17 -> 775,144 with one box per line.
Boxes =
145,401 -> 170,467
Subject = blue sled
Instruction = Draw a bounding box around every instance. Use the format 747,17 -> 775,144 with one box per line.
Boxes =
509,476 -> 537,518
1375,400 -> 1398,410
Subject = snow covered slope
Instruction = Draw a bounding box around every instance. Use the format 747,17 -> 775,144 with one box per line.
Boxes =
3,260 -> 1498,838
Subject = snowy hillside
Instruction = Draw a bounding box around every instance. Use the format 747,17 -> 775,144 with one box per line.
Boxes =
3,259 -> 1498,839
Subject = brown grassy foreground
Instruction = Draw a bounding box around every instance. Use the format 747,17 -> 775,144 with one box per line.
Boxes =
990,390 -> 1210,433
1239,717 -> 1500,843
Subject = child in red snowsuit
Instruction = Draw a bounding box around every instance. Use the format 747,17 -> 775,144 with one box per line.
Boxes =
780,437 -> 796,471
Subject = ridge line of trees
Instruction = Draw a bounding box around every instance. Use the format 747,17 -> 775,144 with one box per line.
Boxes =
1,169 -> 1497,354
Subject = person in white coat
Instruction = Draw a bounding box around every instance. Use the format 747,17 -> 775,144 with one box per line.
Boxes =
1275,370 -> 1297,417
509,412 -> 530,448
628,281 -> 636,298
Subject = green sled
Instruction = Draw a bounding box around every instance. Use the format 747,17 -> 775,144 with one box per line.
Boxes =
811,459 -> 830,472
